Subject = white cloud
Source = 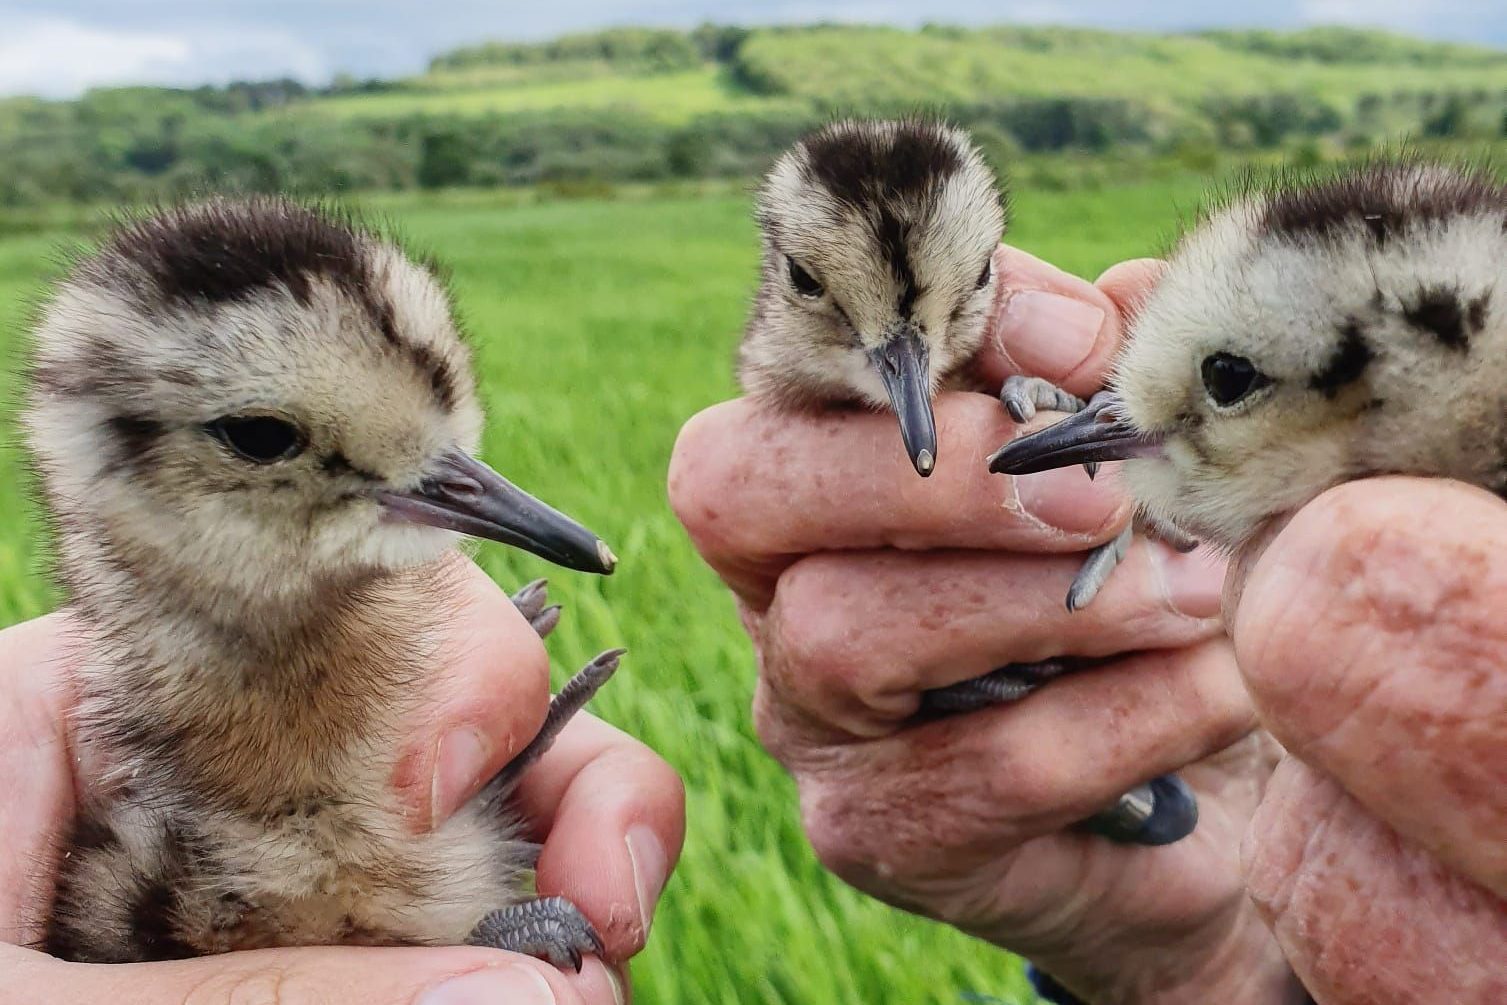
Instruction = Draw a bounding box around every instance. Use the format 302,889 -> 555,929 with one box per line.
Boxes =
0,15 -> 330,97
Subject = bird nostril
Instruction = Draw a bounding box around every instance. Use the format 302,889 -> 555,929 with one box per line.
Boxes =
439,477 -> 483,501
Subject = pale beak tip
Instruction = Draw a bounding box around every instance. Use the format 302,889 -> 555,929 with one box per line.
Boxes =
915,448 -> 935,476
597,540 -> 618,573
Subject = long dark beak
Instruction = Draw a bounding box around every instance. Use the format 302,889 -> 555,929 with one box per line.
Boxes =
988,392 -> 1163,475
379,451 -> 616,575
868,327 -> 937,477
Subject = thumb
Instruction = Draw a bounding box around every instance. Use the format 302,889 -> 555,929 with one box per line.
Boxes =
0,943 -> 602,1005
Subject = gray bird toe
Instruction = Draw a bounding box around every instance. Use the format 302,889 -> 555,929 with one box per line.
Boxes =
467,896 -> 605,972
1000,375 -> 1088,424
510,579 -> 565,638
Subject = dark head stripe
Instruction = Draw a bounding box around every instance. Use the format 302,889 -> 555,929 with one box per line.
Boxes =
96,198 -> 367,309
801,120 -> 964,210
1404,285 -> 1472,350
102,413 -> 166,474
83,198 -> 458,413
800,121 -> 963,319
1310,320 -> 1375,397
1260,161 -> 1507,243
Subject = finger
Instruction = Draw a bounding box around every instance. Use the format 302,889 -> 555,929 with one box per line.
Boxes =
974,246 -> 1126,396
669,393 -> 1129,609
511,713 -> 686,962
761,540 -> 1226,736
0,941 -> 609,1005
1094,258 -> 1168,326
1244,757 -> 1507,1004
390,555 -> 551,832
764,636 -> 1255,877
0,613 -> 79,945
1231,477 -> 1507,898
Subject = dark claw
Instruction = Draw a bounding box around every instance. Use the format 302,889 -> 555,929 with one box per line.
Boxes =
532,604 -> 563,638
1079,774 -> 1199,846
510,578 -> 549,620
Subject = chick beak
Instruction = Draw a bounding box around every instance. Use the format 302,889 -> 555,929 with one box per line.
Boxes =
868,326 -> 937,477
988,392 -> 1163,475
379,450 -> 616,575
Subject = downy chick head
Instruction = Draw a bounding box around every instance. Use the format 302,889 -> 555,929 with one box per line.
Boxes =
740,118 -> 1005,476
991,159 -> 1507,549
26,198 -> 614,611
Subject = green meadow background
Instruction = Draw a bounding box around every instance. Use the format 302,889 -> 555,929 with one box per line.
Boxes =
0,179 -> 1203,1005
3,18 -> 1506,1005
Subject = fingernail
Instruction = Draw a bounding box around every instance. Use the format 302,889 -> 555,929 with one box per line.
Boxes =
1012,464 -> 1125,534
432,728 -> 491,826
607,966 -> 629,1005
997,290 -> 1105,381
1152,543 -> 1228,619
420,966 -> 556,1005
625,824 -> 669,936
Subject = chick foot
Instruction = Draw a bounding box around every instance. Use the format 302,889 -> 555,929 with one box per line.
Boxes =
1066,525 -> 1133,612
999,374 -> 1086,424
510,579 -> 563,639
921,658 -> 1198,847
477,648 -> 625,806
467,896 -> 605,971
1000,376 -> 1135,608
920,656 -> 1089,712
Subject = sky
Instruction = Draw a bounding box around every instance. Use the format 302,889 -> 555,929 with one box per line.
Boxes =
2,1 -> 1504,99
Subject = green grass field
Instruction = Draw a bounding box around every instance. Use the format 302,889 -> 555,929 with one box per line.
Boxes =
0,179 -> 1203,1003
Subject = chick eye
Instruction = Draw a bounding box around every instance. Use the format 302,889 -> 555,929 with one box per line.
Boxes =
975,258 -> 993,289
1200,353 -> 1272,407
207,415 -> 306,463
787,257 -> 824,298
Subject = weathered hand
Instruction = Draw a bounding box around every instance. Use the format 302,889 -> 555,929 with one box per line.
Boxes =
0,557 -> 684,1005
670,248 -> 1299,1003
1229,479 -> 1507,1004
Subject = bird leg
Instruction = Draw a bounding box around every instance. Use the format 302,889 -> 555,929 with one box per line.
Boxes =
1066,525 -> 1133,612
920,656 -> 1093,712
465,649 -> 624,969
467,895 -> 606,972
510,579 -> 564,639
1001,376 -> 1143,608
477,648 -> 625,807
1138,513 -> 1199,553
920,656 -> 1198,846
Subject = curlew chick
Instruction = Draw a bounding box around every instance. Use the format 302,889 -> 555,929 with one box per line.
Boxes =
28,198 -> 621,968
991,159 -> 1507,558
739,120 -> 1196,847
739,117 -> 1015,477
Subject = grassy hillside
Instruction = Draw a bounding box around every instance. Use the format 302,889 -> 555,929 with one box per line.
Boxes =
0,178 -> 1204,1004
3,24 -> 1506,206
306,24 -> 1507,125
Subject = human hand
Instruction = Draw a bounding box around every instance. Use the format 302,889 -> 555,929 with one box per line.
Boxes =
669,248 -> 1299,1004
1229,479 -> 1507,1004
0,558 -> 684,1005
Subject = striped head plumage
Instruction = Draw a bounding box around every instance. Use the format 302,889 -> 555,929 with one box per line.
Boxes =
25,198 -> 612,622
739,118 -> 1006,475
991,159 -> 1507,549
